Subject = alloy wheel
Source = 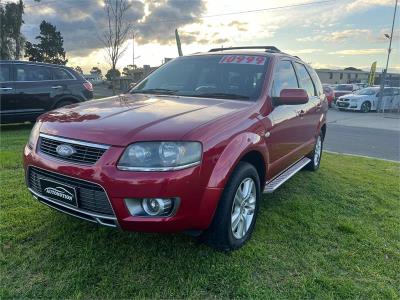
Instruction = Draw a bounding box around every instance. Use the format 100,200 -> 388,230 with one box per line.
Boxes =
361,102 -> 371,113
314,136 -> 322,167
231,178 -> 256,240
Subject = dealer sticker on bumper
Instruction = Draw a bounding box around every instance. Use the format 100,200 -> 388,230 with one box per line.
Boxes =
40,178 -> 78,207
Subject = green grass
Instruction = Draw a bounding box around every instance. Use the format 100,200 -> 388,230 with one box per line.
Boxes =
1,124 -> 399,299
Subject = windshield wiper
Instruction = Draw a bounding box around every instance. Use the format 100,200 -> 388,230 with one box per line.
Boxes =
192,93 -> 250,100
131,88 -> 177,95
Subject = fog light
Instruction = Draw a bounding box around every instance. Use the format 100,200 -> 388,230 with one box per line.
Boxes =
142,198 -> 172,216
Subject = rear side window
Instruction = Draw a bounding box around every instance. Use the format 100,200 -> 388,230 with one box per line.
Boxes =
383,88 -> 394,96
53,68 -> 74,80
0,64 -> 11,82
16,64 -> 51,81
272,60 -> 298,97
307,66 -> 323,96
294,62 -> 316,97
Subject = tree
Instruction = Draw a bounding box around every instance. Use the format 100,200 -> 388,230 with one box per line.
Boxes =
74,66 -> 83,74
105,68 -> 120,81
344,67 -> 362,71
122,64 -> 137,76
90,66 -> 102,75
100,0 -> 132,94
0,0 -> 25,59
25,20 -> 67,65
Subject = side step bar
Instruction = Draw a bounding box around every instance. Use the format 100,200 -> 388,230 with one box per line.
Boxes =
264,157 -> 311,193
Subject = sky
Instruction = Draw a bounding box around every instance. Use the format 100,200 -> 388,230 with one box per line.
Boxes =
15,0 -> 400,73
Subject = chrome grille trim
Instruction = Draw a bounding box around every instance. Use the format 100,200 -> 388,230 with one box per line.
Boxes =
39,133 -> 109,165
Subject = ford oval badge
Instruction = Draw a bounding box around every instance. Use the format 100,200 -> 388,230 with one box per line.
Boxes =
56,144 -> 76,157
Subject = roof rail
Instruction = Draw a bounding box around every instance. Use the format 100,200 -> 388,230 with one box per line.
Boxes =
209,46 -> 281,53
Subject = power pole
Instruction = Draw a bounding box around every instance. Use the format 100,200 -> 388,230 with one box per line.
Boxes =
175,29 -> 183,56
132,31 -> 135,72
378,0 -> 398,112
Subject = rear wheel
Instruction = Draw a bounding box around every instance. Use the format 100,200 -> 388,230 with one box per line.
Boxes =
200,162 -> 260,251
360,101 -> 371,113
305,131 -> 323,171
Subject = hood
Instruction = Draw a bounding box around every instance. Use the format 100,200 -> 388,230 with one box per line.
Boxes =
39,94 -> 252,146
334,90 -> 352,97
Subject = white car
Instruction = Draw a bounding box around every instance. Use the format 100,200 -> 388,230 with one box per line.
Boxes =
336,87 -> 400,112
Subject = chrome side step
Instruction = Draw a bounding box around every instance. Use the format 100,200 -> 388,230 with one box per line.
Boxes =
264,157 -> 311,193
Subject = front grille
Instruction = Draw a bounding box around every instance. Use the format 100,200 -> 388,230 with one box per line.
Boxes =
39,134 -> 108,165
337,102 -> 350,108
28,167 -> 114,216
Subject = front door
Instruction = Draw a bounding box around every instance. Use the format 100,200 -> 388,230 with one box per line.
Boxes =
262,60 -> 304,179
0,63 -> 17,122
13,63 -> 54,118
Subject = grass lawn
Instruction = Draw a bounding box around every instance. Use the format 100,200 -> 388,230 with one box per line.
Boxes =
1,124 -> 399,299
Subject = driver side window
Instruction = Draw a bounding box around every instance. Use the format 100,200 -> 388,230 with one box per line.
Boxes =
271,60 -> 299,100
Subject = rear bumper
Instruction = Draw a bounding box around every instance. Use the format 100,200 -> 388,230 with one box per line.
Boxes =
23,144 -> 222,233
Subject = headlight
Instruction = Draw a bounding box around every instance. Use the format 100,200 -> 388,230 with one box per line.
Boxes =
117,142 -> 202,171
28,122 -> 41,149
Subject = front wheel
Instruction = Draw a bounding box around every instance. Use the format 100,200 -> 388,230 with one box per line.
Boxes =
200,162 -> 260,251
305,131 -> 323,171
360,101 -> 371,113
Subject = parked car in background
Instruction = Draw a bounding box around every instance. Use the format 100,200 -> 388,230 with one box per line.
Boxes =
322,84 -> 334,107
333,84 -> 359,102
23,46 -> 328,251
0,61 -> 93,124
336,87 -> 400,112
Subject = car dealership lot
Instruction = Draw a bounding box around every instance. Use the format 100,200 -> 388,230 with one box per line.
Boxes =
1,125 -> 399,298
324,109 -> 400,161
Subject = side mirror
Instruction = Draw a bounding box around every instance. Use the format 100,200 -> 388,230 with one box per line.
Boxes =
278,88 -> 309,105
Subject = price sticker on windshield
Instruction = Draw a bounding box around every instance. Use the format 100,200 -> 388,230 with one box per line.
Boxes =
219,55 -> 267,65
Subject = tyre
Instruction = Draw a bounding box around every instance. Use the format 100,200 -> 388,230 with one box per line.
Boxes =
54,100 -> 75,109
360,101 -> 371,113
200,162 -> 261,251
305,131 -> 323,171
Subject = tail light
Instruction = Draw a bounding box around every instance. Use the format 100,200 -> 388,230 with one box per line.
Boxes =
83,81 -> 93,92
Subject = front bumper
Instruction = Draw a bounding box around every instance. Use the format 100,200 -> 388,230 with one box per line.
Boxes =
23,144 -> 222,233
336,100 -> 359,110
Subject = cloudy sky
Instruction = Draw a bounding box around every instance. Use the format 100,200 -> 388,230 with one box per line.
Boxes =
18,0 -> 400,73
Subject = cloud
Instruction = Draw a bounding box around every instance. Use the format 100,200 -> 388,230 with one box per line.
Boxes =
227,21 -> 247,32
135,0 -> 206,45
297,29 -> 372,43
284,48 -> 323,54
328,49 -> 387,55
23,0 -> 145,57
22,0 -> 206,56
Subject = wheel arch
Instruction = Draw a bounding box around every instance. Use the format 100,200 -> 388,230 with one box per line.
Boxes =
207,132 -> 268,190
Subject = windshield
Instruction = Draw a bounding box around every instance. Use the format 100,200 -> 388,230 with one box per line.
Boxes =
335,84 -> 353,91
354,87 -> 378,95
131,55 -> 269,101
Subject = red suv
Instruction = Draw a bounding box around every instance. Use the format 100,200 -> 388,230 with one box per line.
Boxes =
24,46 -> 327,251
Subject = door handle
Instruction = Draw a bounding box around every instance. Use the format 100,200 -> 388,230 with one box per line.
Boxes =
0,87 -> 13,90
297,109 -> 305,117
51,86 -> 62,89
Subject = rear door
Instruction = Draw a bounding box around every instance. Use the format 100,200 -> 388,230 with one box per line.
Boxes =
293,62 -> 320,155
13,63 -> 54,116
51,67 -> 78,103
0,63 -> 16,121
